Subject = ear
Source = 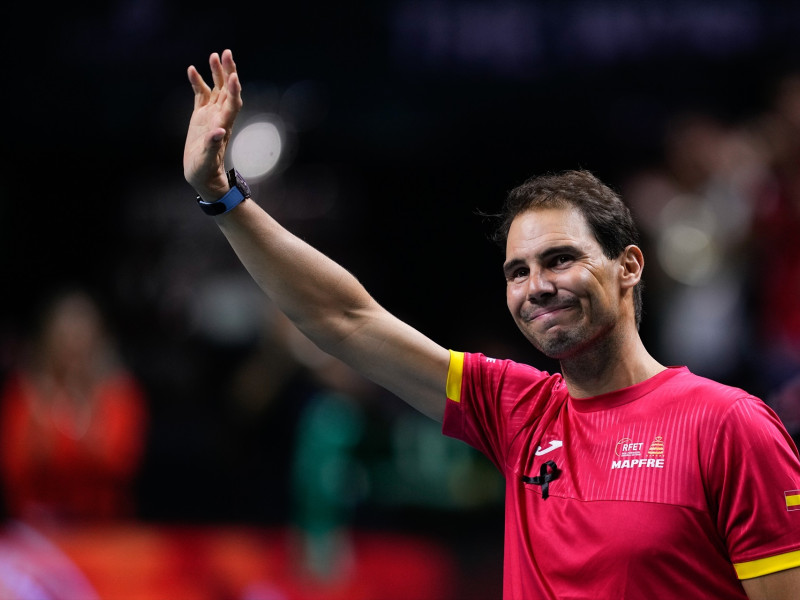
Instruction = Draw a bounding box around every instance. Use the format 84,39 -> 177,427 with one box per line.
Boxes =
618,245 -> 644,290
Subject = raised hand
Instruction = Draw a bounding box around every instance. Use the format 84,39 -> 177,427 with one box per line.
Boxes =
183,49 -> 243,201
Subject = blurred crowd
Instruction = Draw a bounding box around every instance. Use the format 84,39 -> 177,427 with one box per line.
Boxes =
621,70 -> 800,440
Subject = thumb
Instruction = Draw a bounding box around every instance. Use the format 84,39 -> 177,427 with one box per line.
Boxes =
209,128 -> 226,144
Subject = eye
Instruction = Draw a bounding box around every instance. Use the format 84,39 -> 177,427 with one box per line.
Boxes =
550,254 -> 574,269
506,267 -> 529,283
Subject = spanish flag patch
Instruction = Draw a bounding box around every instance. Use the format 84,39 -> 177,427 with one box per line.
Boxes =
785,490 -> 800,511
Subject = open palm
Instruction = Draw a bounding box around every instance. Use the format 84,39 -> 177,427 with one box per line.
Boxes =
183,49 -> 243,200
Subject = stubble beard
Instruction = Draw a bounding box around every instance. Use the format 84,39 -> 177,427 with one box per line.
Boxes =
528,323 -> 591,360
522,307 -> 617,363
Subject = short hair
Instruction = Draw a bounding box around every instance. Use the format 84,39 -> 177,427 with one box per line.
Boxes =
492,169 -> 644,329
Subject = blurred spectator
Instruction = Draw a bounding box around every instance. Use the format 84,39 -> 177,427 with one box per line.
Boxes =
622,74 -> 800,433
748,73 -> 800,395
623,111 -> 769,385
0,289 -> 148,524
735,71 -> 800,444
290,352 -> 371,582
770,374 -> 800,446
224,299 -> 502,586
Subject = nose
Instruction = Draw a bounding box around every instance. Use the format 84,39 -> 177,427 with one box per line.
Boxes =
527,267 -> 557,303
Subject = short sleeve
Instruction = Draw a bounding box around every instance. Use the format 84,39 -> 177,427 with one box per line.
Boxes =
442,351 -> 561,474
707,396 -> 800,578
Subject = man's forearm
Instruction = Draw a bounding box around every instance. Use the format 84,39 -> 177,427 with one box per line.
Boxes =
211,196 -> 450,421
215,198 -> 375,349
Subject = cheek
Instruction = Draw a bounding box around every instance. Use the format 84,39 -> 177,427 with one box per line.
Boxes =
575,267 -> 609,295
506,285 -> 523,312
583,275 -> 618,314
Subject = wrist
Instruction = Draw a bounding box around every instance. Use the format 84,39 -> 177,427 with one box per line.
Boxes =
196,169 -> 251,216
193,174 -> 230,203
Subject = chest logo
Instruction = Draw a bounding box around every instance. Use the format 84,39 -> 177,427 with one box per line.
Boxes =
535,440 -> 563,456
611,436 -> 665,470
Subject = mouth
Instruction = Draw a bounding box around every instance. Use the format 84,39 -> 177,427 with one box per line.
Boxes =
524,304 -> 575,324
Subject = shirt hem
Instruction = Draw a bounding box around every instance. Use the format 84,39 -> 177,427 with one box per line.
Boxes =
734,549 -> 800,579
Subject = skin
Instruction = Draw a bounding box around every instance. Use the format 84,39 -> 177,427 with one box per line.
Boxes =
184,49 -> 800,598
741,569 -> 800,600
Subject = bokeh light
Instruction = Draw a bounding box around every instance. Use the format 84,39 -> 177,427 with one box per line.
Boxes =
230,116 -> 284,181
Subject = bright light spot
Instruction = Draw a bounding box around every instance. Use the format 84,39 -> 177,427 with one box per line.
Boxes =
656,194 -> 722,285
657,224 -> 720,286
230,117 -> 283,180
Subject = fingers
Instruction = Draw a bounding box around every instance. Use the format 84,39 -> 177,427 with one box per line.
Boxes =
225,71 -> 243,111
220,49 -> 237,79
188,50 -> 238,110
199,50 -> 238,91
212,50 -> 237,91
213,50 -> 242,116
209,52 -> 225,90
187,65 -> 211,108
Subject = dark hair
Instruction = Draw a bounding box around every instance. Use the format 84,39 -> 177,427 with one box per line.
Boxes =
492,169 -> 644,329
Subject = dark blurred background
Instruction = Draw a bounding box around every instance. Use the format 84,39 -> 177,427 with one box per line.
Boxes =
1,1 -> 800,598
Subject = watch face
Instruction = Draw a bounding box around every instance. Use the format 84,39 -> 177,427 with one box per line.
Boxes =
229,169 -> 251,198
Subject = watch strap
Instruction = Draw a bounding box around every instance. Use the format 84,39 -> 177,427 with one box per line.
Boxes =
196,186 -> 246,216
196,169 -> 251,216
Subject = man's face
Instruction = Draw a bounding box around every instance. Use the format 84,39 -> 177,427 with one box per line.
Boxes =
504,206 -> 624,359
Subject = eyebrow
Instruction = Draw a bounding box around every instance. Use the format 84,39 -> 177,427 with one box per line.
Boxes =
538,244 -> 582,260
502,245 -> 581,278
502,258 -> 526,278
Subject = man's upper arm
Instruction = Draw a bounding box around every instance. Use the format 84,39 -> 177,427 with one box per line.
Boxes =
741,566 -> 800,600
334,305 -> 451,422
707,396 -> 800,594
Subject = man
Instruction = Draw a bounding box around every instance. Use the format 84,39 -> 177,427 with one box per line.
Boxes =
183,49 -> 800,599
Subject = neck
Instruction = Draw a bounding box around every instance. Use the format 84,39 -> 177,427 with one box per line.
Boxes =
559,328 -> 665,399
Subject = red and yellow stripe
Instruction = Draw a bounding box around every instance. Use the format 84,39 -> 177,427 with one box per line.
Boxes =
734,549 -> 800,579
446,350 -> 465,403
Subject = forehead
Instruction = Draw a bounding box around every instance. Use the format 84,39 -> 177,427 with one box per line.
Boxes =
505,206 -> 599,258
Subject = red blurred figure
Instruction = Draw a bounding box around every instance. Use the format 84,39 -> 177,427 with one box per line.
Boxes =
0,289 -> 148,524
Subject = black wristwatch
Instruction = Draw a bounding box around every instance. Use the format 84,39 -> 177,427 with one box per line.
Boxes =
196,169 -> 252,216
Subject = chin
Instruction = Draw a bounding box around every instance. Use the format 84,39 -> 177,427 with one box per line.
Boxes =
530,329 -> 589,360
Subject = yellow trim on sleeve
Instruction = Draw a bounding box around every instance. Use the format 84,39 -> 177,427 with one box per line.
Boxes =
734,549 -> 800,580
446,350 -> 465,403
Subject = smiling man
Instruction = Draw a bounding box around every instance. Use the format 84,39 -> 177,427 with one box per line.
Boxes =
183,49 -> 800,599
443,171 -> 800,599
499,174 -> 661,395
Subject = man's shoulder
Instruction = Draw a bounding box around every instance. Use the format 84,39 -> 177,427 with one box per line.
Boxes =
465,351 -> 558,376
464,352 -> 564,390
659,366 -> 763,415
668,367 -> 755,395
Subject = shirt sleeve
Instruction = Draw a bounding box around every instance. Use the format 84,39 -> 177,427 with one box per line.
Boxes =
707,395 -> 800,578
442,350 -> 561,474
